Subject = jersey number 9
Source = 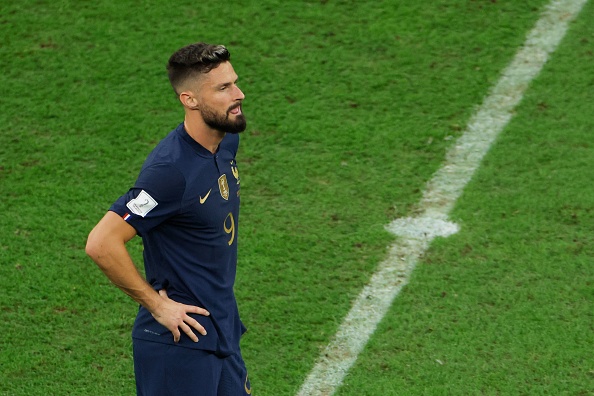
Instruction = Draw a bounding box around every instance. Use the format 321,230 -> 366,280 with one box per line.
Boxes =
224,212 -> 235,246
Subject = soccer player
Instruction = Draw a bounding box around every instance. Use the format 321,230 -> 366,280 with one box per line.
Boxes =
86,42 -> 251,395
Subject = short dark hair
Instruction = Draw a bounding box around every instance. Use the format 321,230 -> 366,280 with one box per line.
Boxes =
167,43 -> 231,94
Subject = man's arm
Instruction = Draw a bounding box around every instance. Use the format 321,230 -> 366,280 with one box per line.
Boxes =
85,211 -> 209,343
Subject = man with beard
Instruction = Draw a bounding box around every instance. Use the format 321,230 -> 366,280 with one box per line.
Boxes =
86,43 -> 251,395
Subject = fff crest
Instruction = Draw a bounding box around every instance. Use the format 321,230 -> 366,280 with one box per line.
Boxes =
218,174 -> 229,200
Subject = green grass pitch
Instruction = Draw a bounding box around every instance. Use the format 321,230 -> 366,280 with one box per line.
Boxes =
1,1 -> 592,395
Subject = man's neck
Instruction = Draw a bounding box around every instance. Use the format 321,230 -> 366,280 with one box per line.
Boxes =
183,118 -> 225,154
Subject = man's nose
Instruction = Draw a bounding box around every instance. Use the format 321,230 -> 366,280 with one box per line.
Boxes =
234,85 -> 245,101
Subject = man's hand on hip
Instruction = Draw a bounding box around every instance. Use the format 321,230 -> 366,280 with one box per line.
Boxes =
151,289 -> 210,343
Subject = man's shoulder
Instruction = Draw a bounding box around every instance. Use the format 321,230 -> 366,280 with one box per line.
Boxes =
143,125 -> 189,166
153,123 -> 184,149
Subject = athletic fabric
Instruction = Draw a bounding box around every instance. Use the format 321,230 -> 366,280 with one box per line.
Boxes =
109,123 -> 245,357
133,339 -> 251,395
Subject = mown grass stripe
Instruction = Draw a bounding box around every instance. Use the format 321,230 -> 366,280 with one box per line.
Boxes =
296,0 -> 589,394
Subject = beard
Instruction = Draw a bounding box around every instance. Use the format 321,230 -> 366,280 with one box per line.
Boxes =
200,102 -> 247,134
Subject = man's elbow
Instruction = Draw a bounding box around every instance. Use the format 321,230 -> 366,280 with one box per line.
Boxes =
85,211 -> 136,265
85,226 -> 107,264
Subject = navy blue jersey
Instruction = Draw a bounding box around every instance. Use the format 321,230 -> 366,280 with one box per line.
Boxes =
109,123 -> 245,356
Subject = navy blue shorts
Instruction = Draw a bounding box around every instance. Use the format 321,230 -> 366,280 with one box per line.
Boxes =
133,339 -> 251,396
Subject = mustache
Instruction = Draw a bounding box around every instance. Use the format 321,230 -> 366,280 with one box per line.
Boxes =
228,102 -> 242,112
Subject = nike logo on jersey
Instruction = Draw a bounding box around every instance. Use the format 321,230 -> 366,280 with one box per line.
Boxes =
199,189 -> 212,204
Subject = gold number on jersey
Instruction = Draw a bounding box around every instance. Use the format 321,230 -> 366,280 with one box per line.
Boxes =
224,212 -> 235,246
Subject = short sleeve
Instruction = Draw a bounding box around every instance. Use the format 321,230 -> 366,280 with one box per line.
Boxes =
109,163 -> 186,236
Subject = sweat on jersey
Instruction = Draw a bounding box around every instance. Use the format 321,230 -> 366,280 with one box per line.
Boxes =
109,123 -> 245,357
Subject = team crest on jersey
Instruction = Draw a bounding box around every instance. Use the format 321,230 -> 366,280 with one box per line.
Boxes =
218,174 -> 229,200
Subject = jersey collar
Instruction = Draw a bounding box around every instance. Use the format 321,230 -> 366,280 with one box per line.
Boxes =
176,123 -> 219,157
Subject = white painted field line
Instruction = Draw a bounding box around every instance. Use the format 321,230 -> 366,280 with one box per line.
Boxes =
296,0 -> 588,395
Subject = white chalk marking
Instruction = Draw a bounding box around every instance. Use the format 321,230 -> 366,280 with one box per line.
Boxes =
297,0 -> 588,394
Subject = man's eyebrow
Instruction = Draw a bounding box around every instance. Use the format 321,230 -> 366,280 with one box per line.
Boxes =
216,78 -> 239,89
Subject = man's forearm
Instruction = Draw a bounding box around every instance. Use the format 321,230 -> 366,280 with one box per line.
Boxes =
86,211 -> 209,343
88,244 -> 161,311
85,212 -> 162,313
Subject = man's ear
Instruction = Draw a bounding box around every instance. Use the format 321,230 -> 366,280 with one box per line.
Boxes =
180,91 -> 199,110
